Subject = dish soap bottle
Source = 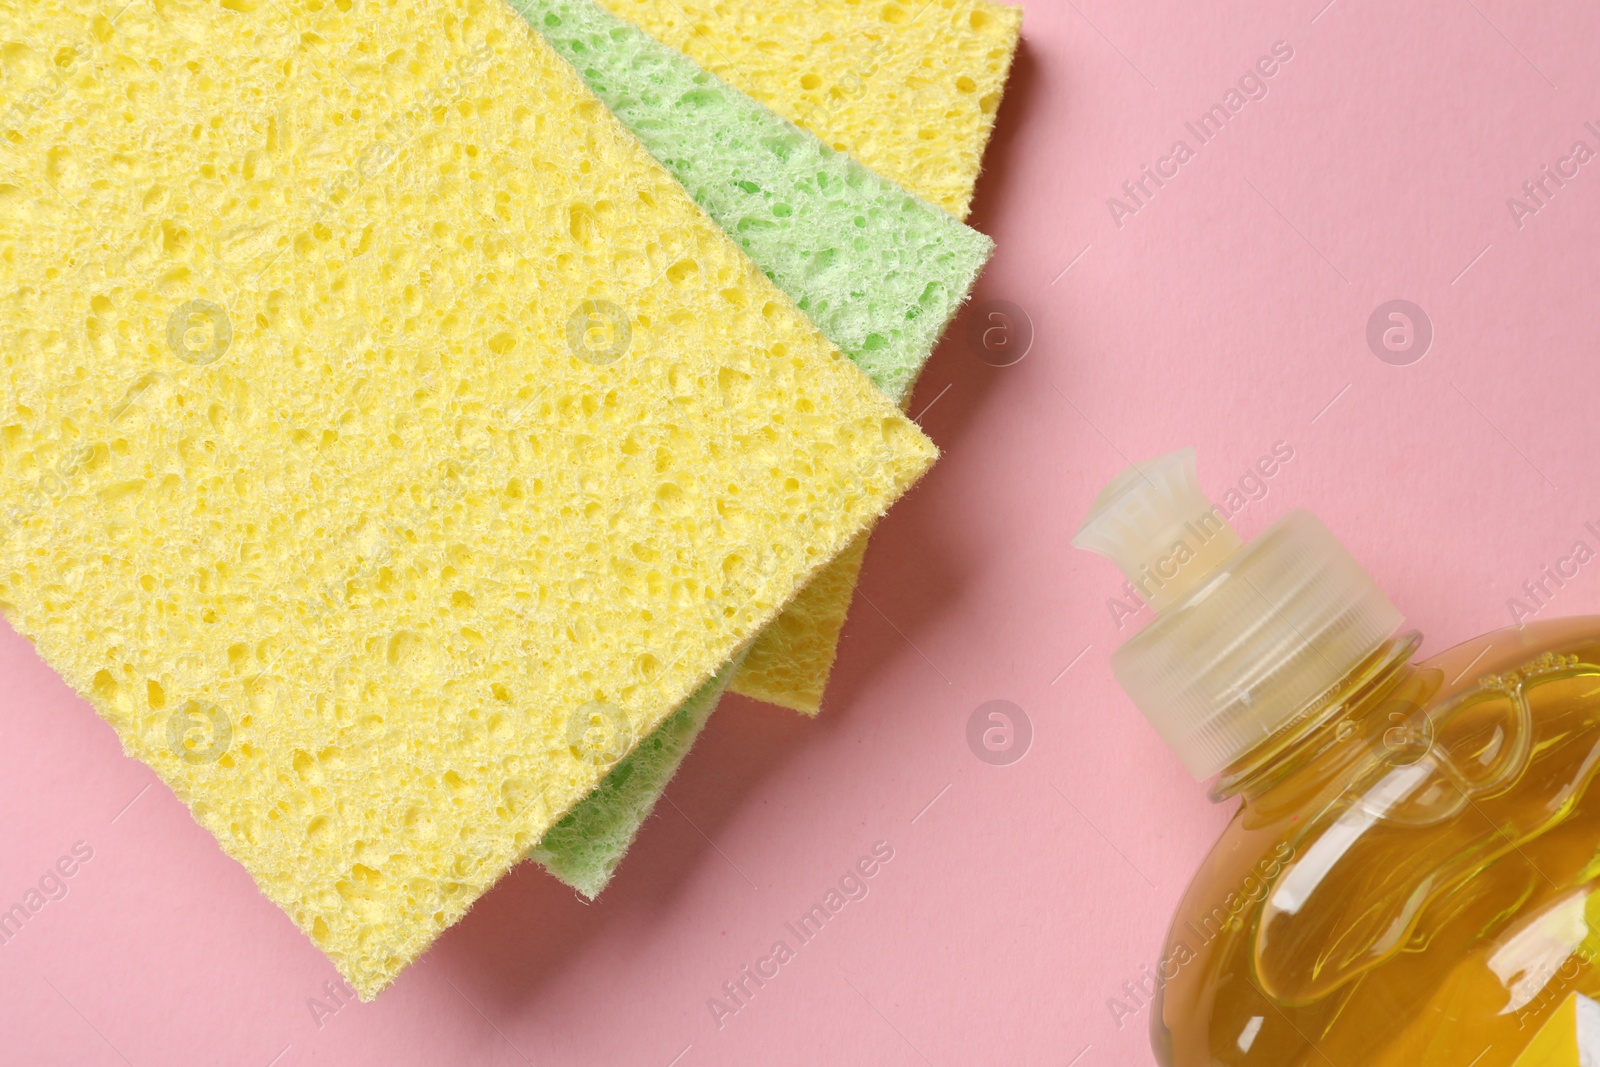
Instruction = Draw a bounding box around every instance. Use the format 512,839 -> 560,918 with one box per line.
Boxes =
1073,448 -> 1600,1066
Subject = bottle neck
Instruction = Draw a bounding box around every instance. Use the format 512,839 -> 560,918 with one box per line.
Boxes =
1208,631 -> 1424,804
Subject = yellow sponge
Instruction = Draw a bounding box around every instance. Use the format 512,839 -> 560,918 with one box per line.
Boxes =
0,0 -> 934,997
598,0 -> 1023,220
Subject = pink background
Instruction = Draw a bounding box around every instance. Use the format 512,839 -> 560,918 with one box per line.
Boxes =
5,0 -> 1600,1063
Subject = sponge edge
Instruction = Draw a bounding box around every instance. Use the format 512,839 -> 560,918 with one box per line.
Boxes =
598,0 -> 1024,221
0,0 -> 935,998
530,651 -> 746,897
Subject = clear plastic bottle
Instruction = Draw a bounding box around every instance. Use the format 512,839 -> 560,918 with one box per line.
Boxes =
1074,449 -> 1600,1066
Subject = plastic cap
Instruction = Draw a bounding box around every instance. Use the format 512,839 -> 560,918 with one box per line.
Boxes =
1071,448 -> 1243,612
1074,450 -> 1403,780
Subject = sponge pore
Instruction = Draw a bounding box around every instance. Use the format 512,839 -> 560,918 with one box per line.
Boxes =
596,0 -> 1024,220
0,0 -> 934,997
519,0 -> 994,407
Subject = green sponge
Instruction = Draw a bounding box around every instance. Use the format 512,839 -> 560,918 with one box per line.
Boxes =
519,0 -> 991,897
529,654 -> 743,898
514,0 -> 995,406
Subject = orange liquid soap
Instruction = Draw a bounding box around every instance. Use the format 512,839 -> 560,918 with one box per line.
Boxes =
1074,450 -> 1600,1066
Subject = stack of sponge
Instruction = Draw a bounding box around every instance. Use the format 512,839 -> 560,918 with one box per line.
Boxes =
520,0 -> 1013,898
0,0 -> 1019,997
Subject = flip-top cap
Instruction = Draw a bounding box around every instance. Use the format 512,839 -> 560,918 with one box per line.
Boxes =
1074,449 -> 1403,779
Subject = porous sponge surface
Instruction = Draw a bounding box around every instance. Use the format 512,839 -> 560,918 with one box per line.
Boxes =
0,0 -> 935,997
597,0 -> 1024,220
531,653 -> 744,898
520,0 -> 994,407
